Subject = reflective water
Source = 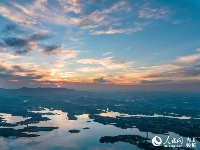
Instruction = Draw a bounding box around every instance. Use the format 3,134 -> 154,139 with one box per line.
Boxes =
99,111 -> 194,119
0,108 -> 140,150
0,113 -> 28,124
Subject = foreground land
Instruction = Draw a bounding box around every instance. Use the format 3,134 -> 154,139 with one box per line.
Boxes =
0,88 -> 199,149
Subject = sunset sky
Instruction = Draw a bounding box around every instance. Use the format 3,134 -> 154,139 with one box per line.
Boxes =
0,0 -> 200,91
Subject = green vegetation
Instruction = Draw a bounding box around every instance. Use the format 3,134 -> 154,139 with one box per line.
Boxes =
100,135 -> 192,150
0,128 -> 39,137
89,114 -> 200,141
68,129 -> 80,133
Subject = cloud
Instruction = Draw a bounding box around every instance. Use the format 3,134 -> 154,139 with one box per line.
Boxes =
58,0 -> 82,14
1,1 -> 198,88
0,4 -> 37,25
3,37 -> 38,54
77,57 -> 133,69
1,0 -> 117,31
140,79 -> 173,84
61,50 -> 80,59
78,67 -> 103,72
71,1 -> 130,30
138,7 -> 170,19
91,28 -> 126,35
38,71 -> 84,83
93,77 -> 109,84
0,63 -> 41,79
69,1 -> 140,34
1,25 -> 52,54
196,48 -> 200,52
1,50 -> 199,87
40,45 -> 61,55
176,53 -> 200,64
8,79 -> 19,82
90,73 -> 141,85
103,51 -> 112,56
72,10 -> 106,29
3,37 -> 27,47
102,1 -> 130,14
0,0 -> 67,28
141,53 -> 200,82
0,49 -> 80,84
1,24 -> 28,37
90,21 -> 146,35
0,0 -> 156,36
0,53 -> 20,60
0,60 -> 50,83
91,26 -> 143,35
181,65 -> 200,77
0,41 -> 6,49
90,53 -> 200,85
12,65 -> 32,73
47,50 -> 80,77
30,31 -> 52,41
0,0 -> 71,26
144,65 -> 200,79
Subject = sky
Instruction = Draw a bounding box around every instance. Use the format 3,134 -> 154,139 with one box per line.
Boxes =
0,0 -> 200,91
